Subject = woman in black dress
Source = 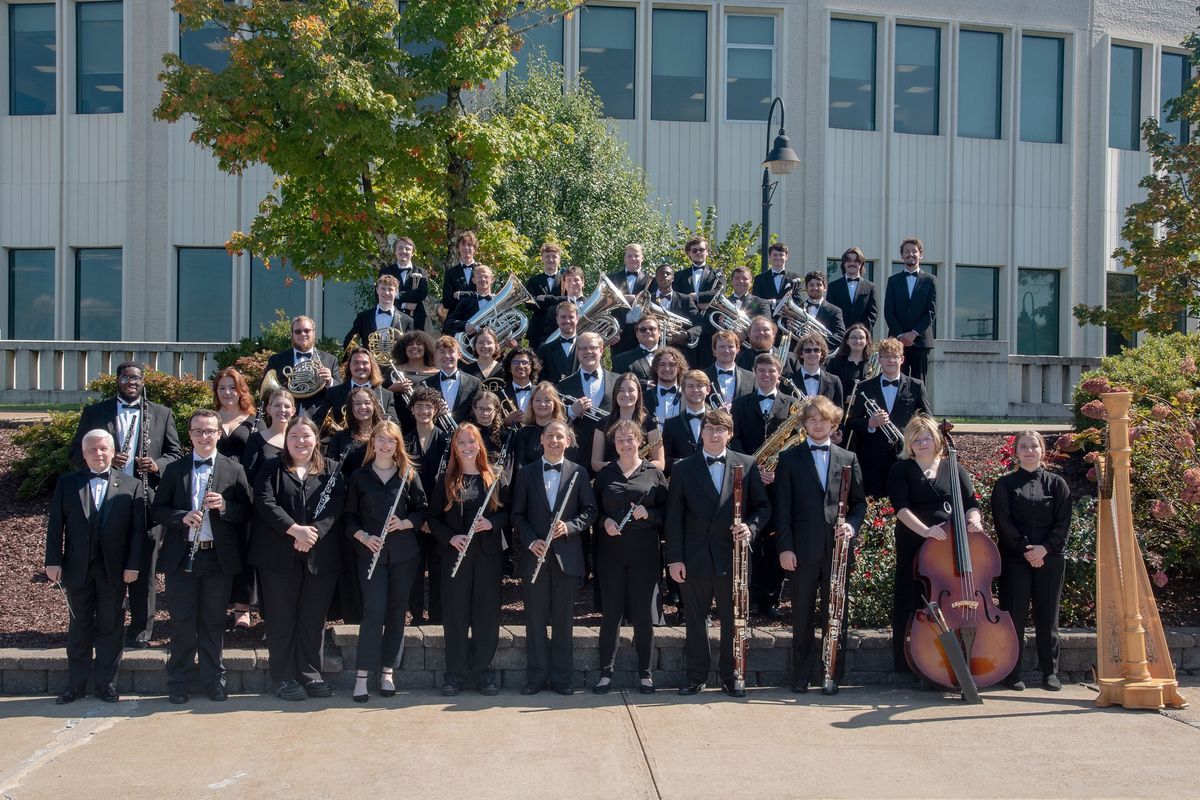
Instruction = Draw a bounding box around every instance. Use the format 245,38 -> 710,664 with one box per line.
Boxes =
213,367 -> 258,629
886,415 -> 984,675
592,420 -> 669,694
343,420 -> 427,702
428,424 -> 509,696
590,373 -> 663,473
251,416 -> 345,700
243,389 -> 295,485
326,387 -> 386,476
468,389 -> 508,465
404,386 -> 450,624
825,323 -> 873,411
461,326 -> 505,382
510,382 -> 575,467
992,430 -> 1072,691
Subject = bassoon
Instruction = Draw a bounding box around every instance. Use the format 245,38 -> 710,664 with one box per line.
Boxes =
821,465 -> 853,695
731,463 -> 749,693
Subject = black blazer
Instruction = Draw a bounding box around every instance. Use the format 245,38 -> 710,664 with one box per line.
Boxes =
884,270 -> 936,347
442,292 -> 499,336
251,457 -> 345,576
827,276 -> 878,330
510,459 -> 597,578
420,371 -> 482,422
557,368 -> 614,416
262,349 -> 342,414
664,450 -> 771,576
343,466 -> 428,564
704,363 -> 755,405
427,474 -> 511,557
69,398 -> 183,495
673,264 -> 721,305
791,369 -> 845,409
378,263 -> 431,331
440,262 -> 479,314
536,338 -> 578,384
751,270 -> 800,302
342,308 -> 413,351
661,409 -> 706,469
607,267 -> 653,339
46,469 -> 146,589
773,444 -> 867,564
736,347 -> 801,376
730,390 -> 800,456
810,300 -> 846,351
318,381 -> 397,428
526,271 -> 569,347
846,374 -> 931,439
611,346 -> 655,380
152,454 -> 253,576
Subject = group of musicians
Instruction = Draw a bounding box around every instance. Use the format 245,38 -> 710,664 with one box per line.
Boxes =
45,231 -> 1071,705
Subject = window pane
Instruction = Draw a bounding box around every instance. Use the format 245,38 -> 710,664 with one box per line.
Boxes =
829,19 -> 876,131
1105,272 -> 1137,355
579,6 -> 635,120
1016,268 -> 1060,355
651,9 -> 706,122
894,25 -> 940,135
77,1 -> 123,114
75,249 -> 122,341
511,7 -> 563,82
180,15 -> 230,74
9,4 -> 56,116
958,30 -> 1002,139
1109,44 -> 1142,150
729,15 -> 773,46
8,250 -> 55,339
177,249 -> 232,341
727,48 -> 772,121
322,280 -> 359,340
954,266 -> 998,340
1160,52 -> 1191,144
1020,35 -> 1063,143
250,255 -> 306,336
826,258 -> 875,283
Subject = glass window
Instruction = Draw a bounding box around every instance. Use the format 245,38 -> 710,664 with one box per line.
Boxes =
829,19 -> 876,131
1160,52 -> 1191,144
894,24 -> 940,135
579,6 -> 635,120
1109,44 -> 1142,151
890,261 -> 937,277
75,248 -> 122,341
177,249 -> 232,341
954,266 -> 999,340
77,1 -> 123,114
651,9 -> 707,122
179,14 -> 230,74
8,250 -> 55,339
1016,268 -> 1060,355
826,258 -> 876,283
958,30 -> 1002,139
250,255 -> 306,335
726,15 -> 773,122
322,280 -> 359,340
1105,272 -> 1137,355
9,4 -> 56,116
1020,35 -> 1064,143
511,6 -> 564,82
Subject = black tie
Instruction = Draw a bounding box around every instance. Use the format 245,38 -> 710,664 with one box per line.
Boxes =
717,369 -> 733,376
543,462 -> 562,472
514,385 -> 531,394
758,393 -> 776,402
296,352 -> 312,362
810,444 -> 830,452
561,337 -> 575,345
193,458 -> 213,468
803,373 -> 820,382
120,401 -> 141,411
479,295 -> 493,303
377,307 -> 392,316
685,412 -> 704,422
660,387 -> 678,396
441,373 -> 458,383
582,372 -> 597,383
846,279 -> 859,284
706,455 -> 725,466
91,471 -> 111,481
882,379 -> 900,388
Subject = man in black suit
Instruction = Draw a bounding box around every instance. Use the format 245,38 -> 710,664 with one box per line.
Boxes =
792,333 -> 844,410
705,331 -> 755,409
674,236 -> 721,312
883,236 -> 936,383
827,246 -> 878,330
500,347 -> 540,426
736,315 -> 801,375
752,241 -> 799,301
696,266 -> 768,369
665,409 -> 770,697
662,369 -> 712,470
262,315 -> 341,416
535,302 -> 579,383
611,317 -> 660,380
46,429 -> 145,703
342,273 -> 413,352
378,236 -> 430,332
442,263 -> 498,336
774,396 -> 867,694
557,331 -> 613,470
318,348 -> 398,430
846,337 -> 933,497
511,420 -> 598,694
151,410 -> 253,704
609,243 -> 653,352
420,336 -> 481,423
69,362 -> 182,648
440,230 -> 480,318
799,271 -> 847,351
525,242 -> 566,348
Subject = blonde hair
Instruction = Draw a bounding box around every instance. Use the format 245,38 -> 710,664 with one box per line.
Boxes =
363,420 -> 412,477
899,415 -> 940,460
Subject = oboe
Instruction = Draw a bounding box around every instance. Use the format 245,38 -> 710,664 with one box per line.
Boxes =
184,466 -> 217,574
821,465 -> 854,695
731,463 -> 750,693
313,467 -> 339,518
366,470 -> 410,581
531,471 -> 578,584
450,475 -> 501,578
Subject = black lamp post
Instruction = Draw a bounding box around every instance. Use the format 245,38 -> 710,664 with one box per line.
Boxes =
759,96 -> 801,273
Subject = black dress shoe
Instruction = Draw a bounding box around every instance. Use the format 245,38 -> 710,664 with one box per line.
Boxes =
677,680 -> 705,696
277,680 -> 307,701
55,687 -> 81,704
96,686 -> 120,703
124,639 -> 150,650
207,685 -> 228,702
1043,674 -> 1062,691
792,683 -> 810,694
721,681 -> 747,698
639,681 -> 656,695
592,679 -> 613,695
478,681 -> 499,697
820,681 -> 839,696
552,684 -> 574,696
441,683 -> 461,697
305,680 -> 333,698
520,684 -> 543,696
1003,675 -> 1026,691
168,692 -> 189,705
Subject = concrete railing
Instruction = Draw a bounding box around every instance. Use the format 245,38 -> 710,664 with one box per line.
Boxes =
0,340 -> 232,405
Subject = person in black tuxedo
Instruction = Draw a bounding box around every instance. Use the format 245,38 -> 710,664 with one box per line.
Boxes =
799,271 -> 847,351
752,241 -> 799,302
511,420 -> 598,694
342,274 -> 414,352
530,262 -> 587,351
46,429 -> 145,704
525,243 -> 566,348
665,409 -> 770,697
419,336 -> 481,424
774,396 -> 867,694
152,410 -> 253,704
792,333 -> 844,410
377,236 -> 430,332
662,369 -> 713,470
319,349 -> 397,431
69,362 -> 182,648
557,331 -> 613,472
846,337 -> 932,498
498,347 -> 540,427
442,264 -> 499,336
262,315 -> 341,417
611,316 -> 661,380
644,262 -> 704,364
883,236 -> 936,383
403,387 -> 451,623
698,266 -> 769,369
736,316 -> 801,375
826,246 -> 878,330
674,236 -> 721,311
536,302 -> 580,383
609,243 -> 653,352
705,331 -> 755,408
440,230 -> 480,318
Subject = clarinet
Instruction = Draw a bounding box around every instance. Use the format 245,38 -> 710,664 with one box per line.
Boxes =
731,463 -> 750,693
822,465 -> 854,695
184,466 -> 217,573
366,470 -> 410,581
449,475 -> 501,578
615,487 -> 653,534
139,386 -> 151,492
531,471 -> 579,584
313,465 -> 339,518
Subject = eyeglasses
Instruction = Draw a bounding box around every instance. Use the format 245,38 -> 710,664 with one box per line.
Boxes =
802,348 -> 822,354
912,436 -> 935,446
292,328 -> 314,335
189,429 -> 220,437
118,375 -> 144,383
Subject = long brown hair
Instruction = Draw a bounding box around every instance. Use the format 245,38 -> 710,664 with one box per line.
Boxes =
443,423 -> 501,512
362,420 -> 412,478
522,381 -> 568,426
212,367 -> 256,415
346,386 -> 386,442
282,416 -> 326,475
605,372 -> 648,432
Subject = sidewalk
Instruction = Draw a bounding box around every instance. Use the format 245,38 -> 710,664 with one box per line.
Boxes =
0,682 -> 1194,799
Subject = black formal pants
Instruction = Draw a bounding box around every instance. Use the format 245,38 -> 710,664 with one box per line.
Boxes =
440,546 -> 503,686
790,559 -> 849,685
596,543 -> 658,674
165,550 -> 234,693
901,346 -> 929,384
523,556 -> 579,688
680,573 -> 735,684
64,560 -> 126,692
229,525 -> 254,607
408,533 -> 443,623
125,532 -> 158,643
891,530 -> 925,673
259,562 -> 338,685
751,486 -> 783,610
355,552 -> 418,673
1000,553 -> 1066,678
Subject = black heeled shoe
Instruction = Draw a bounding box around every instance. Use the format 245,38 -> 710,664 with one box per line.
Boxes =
353,672 -> 369,703
593,670 -> 614,695
380,670 -> 396,698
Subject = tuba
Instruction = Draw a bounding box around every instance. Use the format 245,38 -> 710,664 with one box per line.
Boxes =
707,293 -> 754,340
752,401 -> 806,472
773,288 -> 833,342
455,274 -> 534,363
544,275 -> 631,346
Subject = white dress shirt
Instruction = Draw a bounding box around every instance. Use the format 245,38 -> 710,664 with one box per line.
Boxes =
807,438 -> 831,491
190,459 -> 215,542
541,458 -> 565,507
714,365 -> 736,404
655,383 -> 681,420
704,449 -> 728,492
116,402 -> 142,476
374,306 -> 396,331
89,471 -> 109,510
439,371 -> 461,411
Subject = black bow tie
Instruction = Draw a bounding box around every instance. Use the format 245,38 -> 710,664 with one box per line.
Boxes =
119,401 -> 142,410
626,271 -> 640,278
561,337 -> 575,345
641,347 -> 654,356
582,371 -> 597,382
685,411 -> 705,422
807,302 -> 821,309
90,471 -> 110,481
705,455 -> 725,466
758,393 -> 776,402
441,373 -> 458,383
194,458 -> 214,468
295,352 -> 313,361
377,307 -> 392,316
513,385 -> 531,394
802,372 -> 820,382
809,444 -> 830,452
659,386 -> 678,396
846,279 -> 859,284
543,462 -> 562,472
882,378 -> 900,388
479,295 -> 493,302
906,271 -> 918,279
717,368 -> 733,376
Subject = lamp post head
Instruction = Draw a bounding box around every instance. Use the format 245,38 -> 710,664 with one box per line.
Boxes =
764,131 -> 800,175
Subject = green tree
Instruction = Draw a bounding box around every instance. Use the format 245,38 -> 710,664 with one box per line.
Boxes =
666,203 -> 765,282
157,0 -> 574,283
1073,31 -> 1198,337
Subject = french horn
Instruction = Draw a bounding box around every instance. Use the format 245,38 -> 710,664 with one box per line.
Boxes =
260,360 -> 324,400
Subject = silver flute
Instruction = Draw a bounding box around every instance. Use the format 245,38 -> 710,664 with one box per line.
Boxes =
184,466 -> 217,573
531,471 -> 579,584
450,476 -> 501,578
615,488 -> 653,534
366,471 -> 410,581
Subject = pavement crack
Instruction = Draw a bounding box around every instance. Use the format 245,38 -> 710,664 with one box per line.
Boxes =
0,703 -> 134,796
620,691 -> 663,800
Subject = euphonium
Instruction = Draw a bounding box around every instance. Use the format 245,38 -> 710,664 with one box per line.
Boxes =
773,288 -> 833,342
455,274 -> 535,363
544,275 -> 630,345
633,292 -> 699,350
752,401 -> 805,472
706,293 -> 753,340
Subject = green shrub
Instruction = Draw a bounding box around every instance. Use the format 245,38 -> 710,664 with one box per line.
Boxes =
12,412 -> 80,499
1071,332 -> 1200,428
214,309 -> 343,377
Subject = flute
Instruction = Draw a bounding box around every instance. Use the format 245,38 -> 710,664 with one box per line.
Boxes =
531,472 -> 578,584
366,471 -> 410,581
615,488 -> 653,534
449,476 -> 501,578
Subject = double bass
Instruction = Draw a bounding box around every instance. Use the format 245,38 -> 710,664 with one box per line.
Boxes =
905,422 -> 1019,690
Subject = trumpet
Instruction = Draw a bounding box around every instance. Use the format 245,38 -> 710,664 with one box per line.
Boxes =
773,289 -> 833,343
863,396 -> 903,446
481,377 -> 518,419
545,275 -> 630,346
455,274 -> 535,363
559,393 -> 607,423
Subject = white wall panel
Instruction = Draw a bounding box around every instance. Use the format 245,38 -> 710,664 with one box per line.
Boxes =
644,121 -> 713,227
889,134 -> 948,259
1105,148 -> 1151,267
0,117 -> 60,244
62,115 -> 127,245
824,128 -> 886,259
952,138 -> 1009,264
1013,142 -> 1071,268
168,118 -> 241,245
714,123 -> 769,238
